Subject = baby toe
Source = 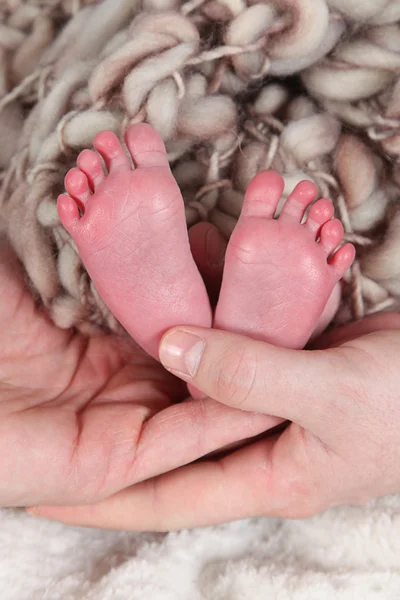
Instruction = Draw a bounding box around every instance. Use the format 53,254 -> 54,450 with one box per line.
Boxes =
77,149 -> 105,190
280,180 -> 319,223
240,170 -> 284,219
319,219 -> 344,255
306,198 -> 335,237
64,168 -> 92,208
93,130 -> 131,172
329,243 -> 356,277
57,193 -> 81,234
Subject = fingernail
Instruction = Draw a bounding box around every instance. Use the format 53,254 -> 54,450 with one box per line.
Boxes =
159,330 -> 205,378
206,227 -> 226,267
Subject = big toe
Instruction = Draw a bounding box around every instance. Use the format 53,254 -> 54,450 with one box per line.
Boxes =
125,123 -> 170,169
240,170 -> 285,219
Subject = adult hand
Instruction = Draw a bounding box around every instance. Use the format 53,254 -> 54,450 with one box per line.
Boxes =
34,311 -> 400,530
0,232 -> 276,508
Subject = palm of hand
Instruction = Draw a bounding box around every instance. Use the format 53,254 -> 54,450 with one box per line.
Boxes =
0,238 -> 185,507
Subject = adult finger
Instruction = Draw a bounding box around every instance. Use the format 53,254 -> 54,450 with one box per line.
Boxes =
158,326 -> 354,435
311,312 -> 400,349
29,424 -> 330,530
128,396 -> 281,482
17,396 -> 278,507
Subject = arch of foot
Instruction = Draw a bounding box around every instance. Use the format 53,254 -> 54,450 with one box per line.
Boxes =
1,0 -> 400,331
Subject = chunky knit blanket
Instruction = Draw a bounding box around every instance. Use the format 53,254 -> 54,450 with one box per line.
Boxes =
1,0 -> 400,331
1,0 -> 400,597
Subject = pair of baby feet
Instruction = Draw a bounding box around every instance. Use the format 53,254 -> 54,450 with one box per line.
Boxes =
58,124 -> 355,364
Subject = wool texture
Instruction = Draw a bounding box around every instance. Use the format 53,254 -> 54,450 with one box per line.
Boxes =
1,0 -> 400,333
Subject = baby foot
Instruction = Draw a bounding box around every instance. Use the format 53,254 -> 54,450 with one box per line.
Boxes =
58,124 -> 212,358
214,170 -> 355,349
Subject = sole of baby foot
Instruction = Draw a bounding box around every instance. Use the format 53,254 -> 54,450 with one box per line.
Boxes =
309,282 -> 342,343
57,123 -> 212,359
214,170 -> 355,349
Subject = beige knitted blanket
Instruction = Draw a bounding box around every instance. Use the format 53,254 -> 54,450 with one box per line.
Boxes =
1,1 -> 400,597
1,0 -> 400,332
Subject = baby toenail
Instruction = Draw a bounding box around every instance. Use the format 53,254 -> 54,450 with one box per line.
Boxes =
159,330 -> 205,378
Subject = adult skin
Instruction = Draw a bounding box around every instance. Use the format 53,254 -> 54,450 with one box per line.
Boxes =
30,300 -> 400,529
0,228 -> 277,508
7,214 -> 399,530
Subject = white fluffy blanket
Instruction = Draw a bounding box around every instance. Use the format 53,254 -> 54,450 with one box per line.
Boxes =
2,497 -> 400,599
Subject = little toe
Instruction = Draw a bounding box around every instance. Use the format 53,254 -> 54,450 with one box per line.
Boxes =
64,168 -> 92,208
240,170 -> 284,219
306,198 -> 335,237
77,149 -> 105,190
125,123 -> 170,169
280,180 -> 319,223
57,193 -> 81,234
329,243 -> 356,276
319,219 -> 344,255
93,130 -> 131,172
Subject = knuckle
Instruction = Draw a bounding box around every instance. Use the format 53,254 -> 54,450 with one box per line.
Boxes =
69,405 -> 145,501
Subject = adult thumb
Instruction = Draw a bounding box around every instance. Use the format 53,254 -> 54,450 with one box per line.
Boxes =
159,326 -> 349,432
